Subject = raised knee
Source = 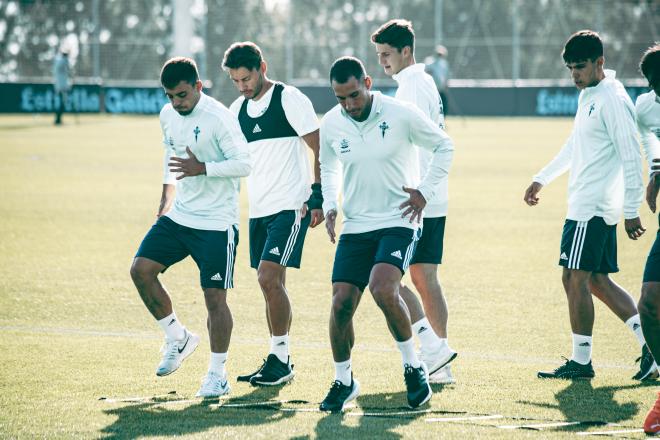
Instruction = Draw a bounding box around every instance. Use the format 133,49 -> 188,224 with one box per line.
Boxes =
130,260 -> 155,286
369,283 -> 397,310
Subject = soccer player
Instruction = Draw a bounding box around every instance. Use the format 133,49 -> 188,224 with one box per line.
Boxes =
221,42 -> 323,386
635,43 -> 660,435
523,31 -> 648,380
371,19 -> 457,384
129,57 -> 251,397
319,56 -> 454,411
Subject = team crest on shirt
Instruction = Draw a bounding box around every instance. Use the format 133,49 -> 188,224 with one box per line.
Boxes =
193,126 -> 200,142
339,138 -> 351,154
379,121 -> 390,138
588,103 -> 596,117
168,136 -> 174,146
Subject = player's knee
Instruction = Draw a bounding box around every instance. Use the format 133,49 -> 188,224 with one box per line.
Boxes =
130,259 -> 155,286
257,266 -> 283,294
562,269 -> 588,293
331,293 -> 355,321
369,283 -> 398,310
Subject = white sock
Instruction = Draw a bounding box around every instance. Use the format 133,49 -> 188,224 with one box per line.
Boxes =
571,333 -> 592,365
270,334 -> 289,363
334,359 -> 352,386
412,317 -> 443,353
157,312 -> 186,341
625,314 -> 646,347
208,352 -> 227,376
397,337 -> 421,368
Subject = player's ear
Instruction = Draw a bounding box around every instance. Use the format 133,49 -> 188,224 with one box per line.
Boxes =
260,61 -> 267,76
595,56 -> 604,69
195,80 -> 203,92
364,75 -> 372,90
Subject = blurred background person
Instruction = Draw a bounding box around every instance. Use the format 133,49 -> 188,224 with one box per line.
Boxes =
52,47 -> 71,125
425,45 -> 450,115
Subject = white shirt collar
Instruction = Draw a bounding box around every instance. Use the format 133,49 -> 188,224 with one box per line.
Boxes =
392,63 -> 426,84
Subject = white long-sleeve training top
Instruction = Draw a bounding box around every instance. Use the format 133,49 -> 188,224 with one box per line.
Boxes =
320,91 -> 454,235
533,70 -> 643,225
393,63 -> 449,218
636,90 -> 660,174
160,92 -> 251,231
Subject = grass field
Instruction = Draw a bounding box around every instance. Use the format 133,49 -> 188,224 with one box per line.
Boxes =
0,114 -> 657,439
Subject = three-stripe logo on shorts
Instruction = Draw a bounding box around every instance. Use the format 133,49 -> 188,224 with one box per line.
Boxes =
402,228 -> 422,271
225,226 -> 236,289
280,210 -> 302,266
568,221 -> 588,269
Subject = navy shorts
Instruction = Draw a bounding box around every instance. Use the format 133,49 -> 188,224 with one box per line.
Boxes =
332,227 -> 420,291
249,209 -> 310,269
411,216 -> 446,265
559,216 -> 618,274
644,227 -> 660,283
135,216 -> 238,289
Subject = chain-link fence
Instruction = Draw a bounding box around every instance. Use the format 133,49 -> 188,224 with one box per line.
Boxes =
1,0 -> 657,105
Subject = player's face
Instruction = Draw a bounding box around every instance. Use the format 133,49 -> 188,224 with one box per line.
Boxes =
228,66 -> 265,100
164,80 -> 202,115
375,43 -> 406,76
565,57 -> 602,90
332,76 -> 373,122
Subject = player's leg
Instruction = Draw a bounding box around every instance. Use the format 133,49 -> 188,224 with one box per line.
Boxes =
372,227 -> 431,408
539,218 -> 598,379
247,210 -> 310,385
191,225 -> 238,397
639,229 -> 660,386
320,232 -> 373,412
131,216 -> 198,376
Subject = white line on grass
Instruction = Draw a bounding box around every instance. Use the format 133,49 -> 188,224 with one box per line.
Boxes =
575,428 -> 644,436
498,421 -> 584,430
426,414 -> 504,423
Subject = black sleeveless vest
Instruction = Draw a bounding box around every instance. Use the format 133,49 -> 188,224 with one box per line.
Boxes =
238,83 -> 298,143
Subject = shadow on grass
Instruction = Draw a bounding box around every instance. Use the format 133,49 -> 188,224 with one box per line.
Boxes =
101,385 -> 294,439
313,391 -> 428,440
519,379 -> 658,430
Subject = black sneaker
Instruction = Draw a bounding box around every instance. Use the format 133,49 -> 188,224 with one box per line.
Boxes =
237,359 -> 266,382
249,354 -> 295,386
633,344 -> 659,381
319,378 -> 360,412
538,358 -> 595,379
404,363 -> 432,408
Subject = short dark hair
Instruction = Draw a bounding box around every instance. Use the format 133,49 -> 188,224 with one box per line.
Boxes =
329,56 -> 367,84
160,57 -> 199,89
222,41 -> 263,71
562,30 -> 603,63
640,43 -> 660,81
370,19 -> 415,52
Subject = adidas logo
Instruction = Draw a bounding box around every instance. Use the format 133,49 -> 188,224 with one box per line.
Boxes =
252,124 -> 262,133
269,247 -> 280,256
277,341 -> 286,346
210,273 -> 223,281
168,318 -> 176,326
578,342 -> 591,347
560,252 -> 568,260
633,323 -> 640,330
418,326 -> 428,333
390,250 -> 402,259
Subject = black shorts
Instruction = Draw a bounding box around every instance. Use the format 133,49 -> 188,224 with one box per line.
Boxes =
135,216 -> 238,289
411,216 -> 446,265
644,226 -> 660,283
249,209 -> 310,269
559,216 -> 618,274
332,227 -> 420,291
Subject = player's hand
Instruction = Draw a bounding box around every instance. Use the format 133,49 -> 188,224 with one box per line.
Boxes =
624,217 -> 645,240
399,186 -> 426,223
157,200 -> 172,218
310,209 -> 325,228
325,209 -> 337,244
646,173 -> 660,213
524,182 -> 543,206
169,146 -> 206,179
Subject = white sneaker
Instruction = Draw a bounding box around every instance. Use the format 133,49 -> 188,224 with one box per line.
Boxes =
196,371 -> 231,398
429,365 -> 456,384
420,345 -> 457,375
156,329 -> 200,377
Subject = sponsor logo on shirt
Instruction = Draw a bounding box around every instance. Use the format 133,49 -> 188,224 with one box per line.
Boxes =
379,121 -> 390,138
340,138 -> 351,154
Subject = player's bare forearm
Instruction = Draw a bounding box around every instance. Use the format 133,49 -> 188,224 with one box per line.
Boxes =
157,184 -> 176,217
302,130 -> 321,183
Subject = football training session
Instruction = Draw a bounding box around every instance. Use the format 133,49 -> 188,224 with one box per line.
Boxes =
1,1 -> 659,438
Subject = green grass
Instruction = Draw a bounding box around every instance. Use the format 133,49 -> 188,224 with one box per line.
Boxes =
0,114 -> 656,439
